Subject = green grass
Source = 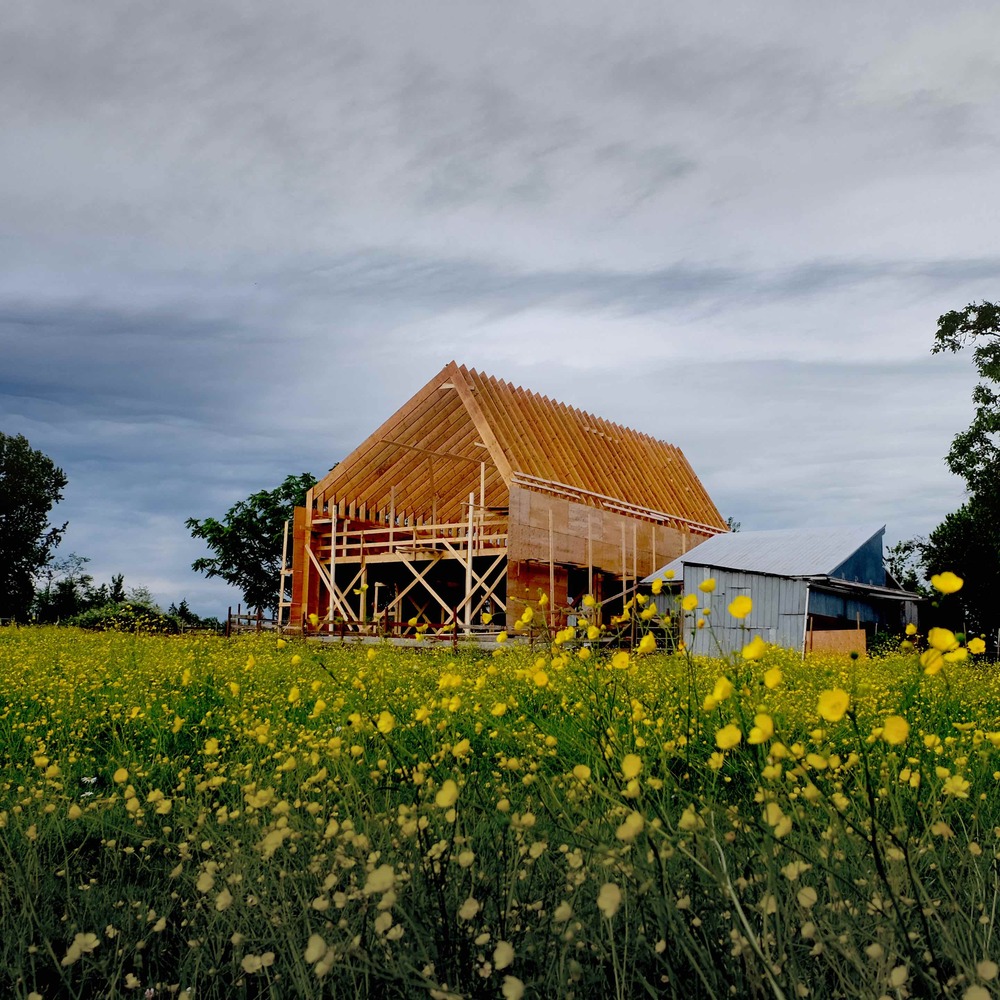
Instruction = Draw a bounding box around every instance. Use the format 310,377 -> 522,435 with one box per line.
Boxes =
1,626 -> 999,999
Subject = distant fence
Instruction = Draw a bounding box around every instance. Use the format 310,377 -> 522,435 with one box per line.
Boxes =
226,608 -> 279,636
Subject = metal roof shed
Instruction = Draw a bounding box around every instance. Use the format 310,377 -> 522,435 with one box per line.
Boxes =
643,526 -> 921,656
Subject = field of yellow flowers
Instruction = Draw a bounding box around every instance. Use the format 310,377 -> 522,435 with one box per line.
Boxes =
1,591 -> 998,999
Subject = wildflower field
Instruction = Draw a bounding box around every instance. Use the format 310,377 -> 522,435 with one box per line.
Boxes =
1,603 -> 999,999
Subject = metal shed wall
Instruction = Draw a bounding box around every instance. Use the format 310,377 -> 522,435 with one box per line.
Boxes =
682,565 -> 808,656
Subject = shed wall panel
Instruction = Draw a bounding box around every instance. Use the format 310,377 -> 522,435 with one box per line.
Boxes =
683,568 -> 808,655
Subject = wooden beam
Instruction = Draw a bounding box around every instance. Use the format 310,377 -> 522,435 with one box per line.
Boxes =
379,439 -> 485,465
450,364 -> 514,484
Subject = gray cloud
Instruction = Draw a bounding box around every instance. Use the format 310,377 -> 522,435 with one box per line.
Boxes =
2,1 -> 996,614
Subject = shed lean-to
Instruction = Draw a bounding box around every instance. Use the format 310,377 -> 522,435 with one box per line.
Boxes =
286,361 -> 727,634
643,526 -> 923,657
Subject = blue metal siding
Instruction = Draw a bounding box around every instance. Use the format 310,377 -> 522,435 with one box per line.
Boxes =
829,531 -> 885,585
683,566 -> 807,656
808,589 -> 879,623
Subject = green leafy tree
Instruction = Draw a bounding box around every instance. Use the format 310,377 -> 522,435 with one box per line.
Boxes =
884,539 -> 926,594
34,553 -> 93,622
0,433 -> 68,620
924,301 -> 1000,640
186,472 -> 317,614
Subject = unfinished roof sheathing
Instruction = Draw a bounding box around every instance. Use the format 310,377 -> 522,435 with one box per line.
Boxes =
312,361 -> 726,531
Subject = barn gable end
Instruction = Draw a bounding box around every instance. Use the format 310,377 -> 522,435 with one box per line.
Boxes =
287,361 -> 727,633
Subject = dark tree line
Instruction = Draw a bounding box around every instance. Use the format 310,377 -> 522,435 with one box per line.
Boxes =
890,302 -> 1000,645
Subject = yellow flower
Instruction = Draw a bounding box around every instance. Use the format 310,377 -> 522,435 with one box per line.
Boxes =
942,774 -> 970,798
636,633 -> 656,655
596,882 -> 622,919
742,636 -> 766,661
712,676 -> 734,702
496,631 -> 508,644
612,651 -> 630,670
651,578 -> 664,595
491,702 -> 507,717
681,594 -> 698,612
519,607 -> 534,624
308,613 -> 320,627
728,595 -> 752,619
698,578 -> 716,593
904,623 -> 917,636
621,753 -> 643,780
930,572 -> 963,594
763,667 -> 782,689
921,648 -> 944,675
747,713 -> 774,745
881,715 -> 910,745
288,686 -> 300,704
968,637 -> 986,655
615,810 -> 644,842
376,711 -> 395,734
715,724 -> 742,751
817,688 -> 850,723
61,932 -> 100,967
481,612 -> 493,625
583,594 -> 597,608
113,768 -> 129,784
502,976 -> 525,1000
927,627 -> 959,652
493,941 -> 515,969
572,764 -> 591,781
587,625 -> 601,640
434,779 -> 459,809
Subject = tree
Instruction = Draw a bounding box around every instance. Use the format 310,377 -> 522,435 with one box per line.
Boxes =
0,433 -> 67,620
884,539 -> 926,595
34,553 -> 93,622
924,301 -> 1000,641
186,472 -> 317,614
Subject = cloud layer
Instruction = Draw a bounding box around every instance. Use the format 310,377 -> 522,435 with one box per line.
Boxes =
2,1 -> 994,613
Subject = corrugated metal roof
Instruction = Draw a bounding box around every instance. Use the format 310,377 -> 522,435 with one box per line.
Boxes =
643,525 -> 886,580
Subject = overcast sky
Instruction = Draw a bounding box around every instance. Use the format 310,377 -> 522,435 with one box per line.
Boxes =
3,2 -> 997,616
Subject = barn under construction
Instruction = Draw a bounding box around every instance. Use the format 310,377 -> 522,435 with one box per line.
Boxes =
285,362 -> 727,634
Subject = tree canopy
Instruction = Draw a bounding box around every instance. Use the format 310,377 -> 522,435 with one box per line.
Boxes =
0,432 -> 67,620
186,473 -> 317,613
923,301 -> 1000,640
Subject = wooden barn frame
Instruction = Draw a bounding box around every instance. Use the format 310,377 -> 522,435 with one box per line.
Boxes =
285,362 -> 727,634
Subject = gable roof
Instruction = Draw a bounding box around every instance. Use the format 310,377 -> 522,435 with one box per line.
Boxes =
311,361 -> 726,531
644,525 -> 886,580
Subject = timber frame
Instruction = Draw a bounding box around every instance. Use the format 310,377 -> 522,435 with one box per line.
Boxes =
285,362 -> 728,634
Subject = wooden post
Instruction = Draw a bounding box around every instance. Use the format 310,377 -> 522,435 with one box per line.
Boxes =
278,519 -> 290,626
389,486 -> 396,550
548,508 -> 555,629
328,521 -> 336,635
621,523 -> 627,603
587,517 -> 593,598
632,522 -> 637,588
464,492 -> 474,632
480,461 -> 486,531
